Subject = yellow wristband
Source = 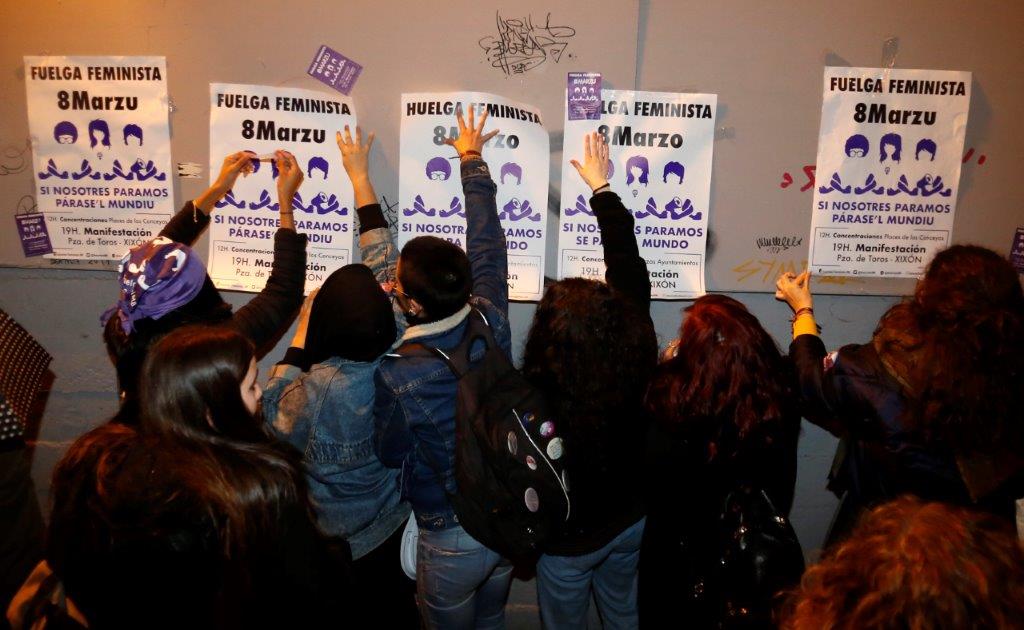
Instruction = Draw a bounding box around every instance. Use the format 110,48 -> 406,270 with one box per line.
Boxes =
793,312 -> 818,338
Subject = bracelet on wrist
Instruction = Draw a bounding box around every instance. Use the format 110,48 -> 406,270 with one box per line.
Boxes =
792,306 -> 814,320
460,150 -> 481,159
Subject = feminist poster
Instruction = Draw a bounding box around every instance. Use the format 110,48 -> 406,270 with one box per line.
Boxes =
399,92 -> 549,302
558,89 -> 716,299
808,67 -> 971,277
208,84 -> 355,293
24,56 -> 174,259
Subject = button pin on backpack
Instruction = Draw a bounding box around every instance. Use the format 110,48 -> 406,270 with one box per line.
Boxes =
525,455 -> 538,470
524,487 -> 540,512
540,421 -> 555,438
507,431 -> 518,456
546,437 -> 564,460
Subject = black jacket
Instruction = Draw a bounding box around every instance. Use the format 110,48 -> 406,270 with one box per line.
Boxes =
111,202 -> 307,424
790,333 -> 1024,542
158,201 -> 308,352
544,190 -> 656,556
639,392 -> 800,626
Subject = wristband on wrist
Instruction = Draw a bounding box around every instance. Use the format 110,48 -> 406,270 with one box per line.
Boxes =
592,183 -> 611,195
460,150 -> 481,159
792,306 -> 814,320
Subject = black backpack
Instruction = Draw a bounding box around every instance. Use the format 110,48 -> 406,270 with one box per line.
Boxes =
392,308 -> 570,561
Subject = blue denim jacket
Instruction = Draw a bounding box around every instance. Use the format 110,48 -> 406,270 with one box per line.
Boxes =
263,225 -> 410,559
374,158 -> 510,531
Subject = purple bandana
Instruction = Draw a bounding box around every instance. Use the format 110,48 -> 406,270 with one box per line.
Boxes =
101,236 -> 208,334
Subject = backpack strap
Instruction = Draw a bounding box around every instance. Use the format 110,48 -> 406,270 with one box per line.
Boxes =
387,308 -> 498,380
446,308 -> 499,375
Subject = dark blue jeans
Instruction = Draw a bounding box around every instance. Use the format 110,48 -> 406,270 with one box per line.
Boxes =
537,517 -> 646,630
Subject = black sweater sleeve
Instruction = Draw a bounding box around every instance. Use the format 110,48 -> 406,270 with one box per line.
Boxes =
590,190 -> 651,309
158,201 -> 210,245
229,229 -> 307,352
356,203 -> 388,234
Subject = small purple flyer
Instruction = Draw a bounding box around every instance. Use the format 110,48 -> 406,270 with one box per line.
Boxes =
15,214 -> 53,257
567,72 -> 601,120
1010,227 -> 1024,273
307,45 -> 363,95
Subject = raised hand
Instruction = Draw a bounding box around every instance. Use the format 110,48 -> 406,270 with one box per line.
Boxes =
570,132 -> 610,192
275,150 -> 302,230
336,125 -> 377,208
775,270 -> 813,312
444,104 -> 499,158
194,151 -> 256,213
337,125 -> 375,181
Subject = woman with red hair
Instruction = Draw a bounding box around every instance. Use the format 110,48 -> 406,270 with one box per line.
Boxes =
781,496 -> 1024,629
640,294 -> 802,627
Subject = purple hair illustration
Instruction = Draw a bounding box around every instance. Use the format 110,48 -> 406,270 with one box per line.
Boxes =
123,124 -> 143,146
606,160 -> 614,180
53,121 -> 77,144
500,162 -> 522,185
662,161 -> 684,184
880,133 -> 902,163
88,120 -> 111,149
915,139 -> 937,161
425,156 -> 451,181
625,155 -> 649,186
844,134 -> 869,157
307,156 -> 329,179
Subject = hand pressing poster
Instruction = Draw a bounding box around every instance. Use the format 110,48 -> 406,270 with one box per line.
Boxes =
558,90 -> 716,299
24,56 -> 174,259
808,67 -> 971,277
208,84 -> 355,293
399,93 -> 549,301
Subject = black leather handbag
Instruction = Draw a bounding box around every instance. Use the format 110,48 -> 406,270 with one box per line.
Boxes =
714,486 -> 805,628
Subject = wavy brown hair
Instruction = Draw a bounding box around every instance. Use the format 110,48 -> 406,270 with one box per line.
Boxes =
646,294 -> 794,444
522,278 -> 657,454
875,245 -> 1024,454
781,496 -> 1024,629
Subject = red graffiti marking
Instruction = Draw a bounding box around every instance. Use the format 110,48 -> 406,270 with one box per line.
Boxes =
800,165 -> 816,192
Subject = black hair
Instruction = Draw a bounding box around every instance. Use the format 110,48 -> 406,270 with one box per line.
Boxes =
398,236 -> 472,321
522,278 -> 658,462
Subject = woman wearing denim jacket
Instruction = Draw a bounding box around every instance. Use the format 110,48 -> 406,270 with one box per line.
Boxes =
261,127 -> 417,627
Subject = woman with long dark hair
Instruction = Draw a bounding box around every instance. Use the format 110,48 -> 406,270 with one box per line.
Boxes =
137,324 -> 351,626
639,294 -> 802,627
522,133 -> 658,628
776,244 -> 1024,544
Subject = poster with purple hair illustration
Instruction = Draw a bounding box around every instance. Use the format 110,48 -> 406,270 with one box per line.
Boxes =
399,92 -> 549,301
207,83 -> 355,293
558,88 -> 716,299
23,55 -> 174,259
808,67 -> 971,278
